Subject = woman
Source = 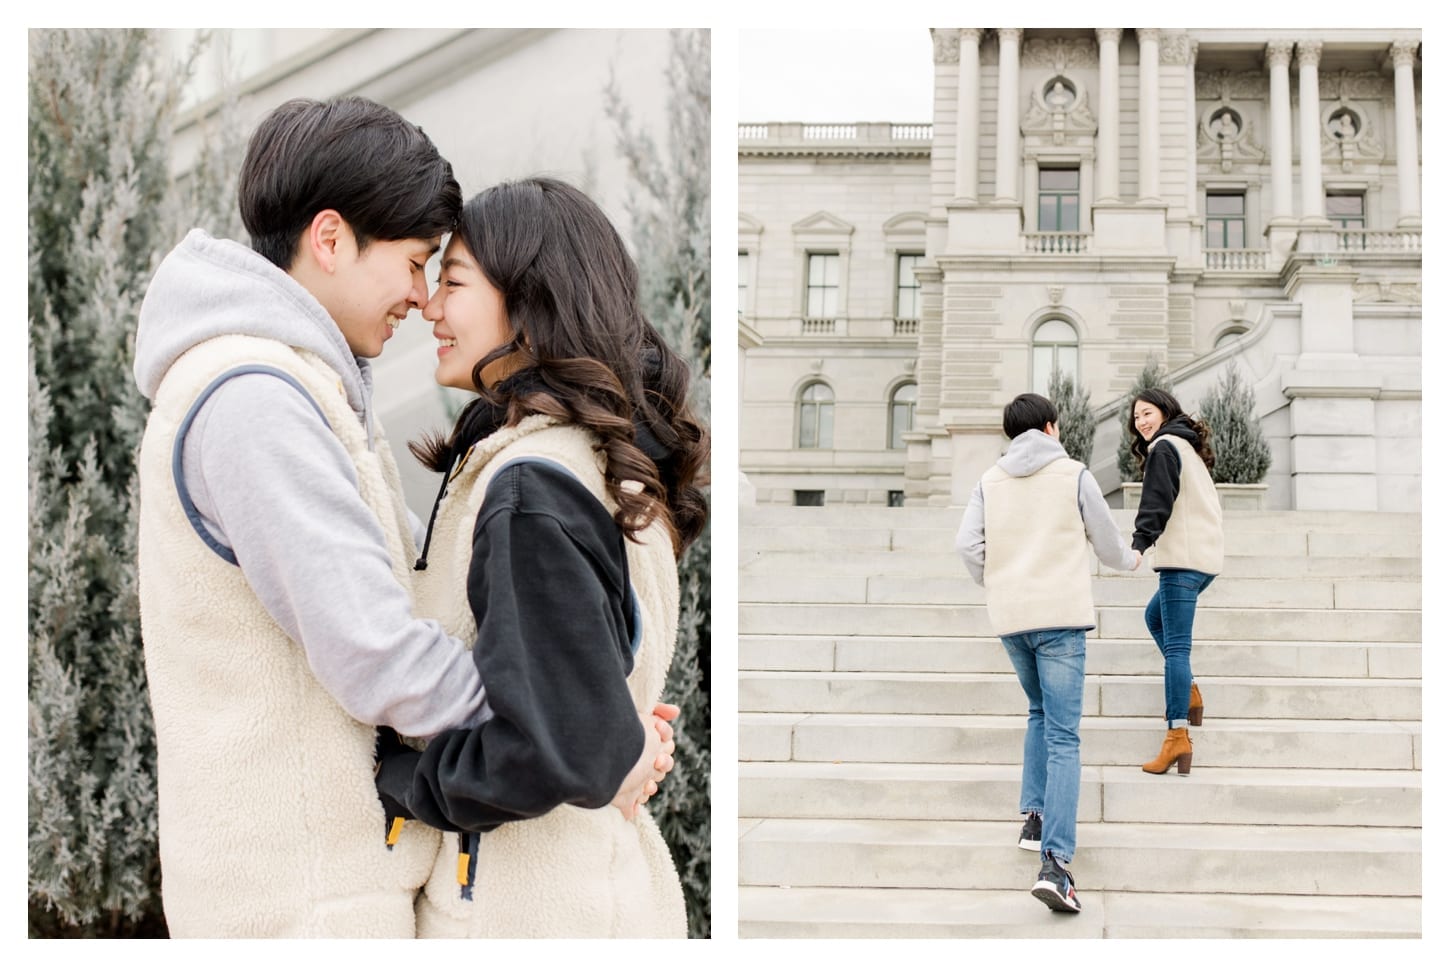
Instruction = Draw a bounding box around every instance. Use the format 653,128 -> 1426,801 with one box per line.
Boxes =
1128,388 -> 1223,776
373,177 -> 708,937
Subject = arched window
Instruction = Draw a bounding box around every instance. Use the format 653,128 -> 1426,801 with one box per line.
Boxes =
889,382 -> 917,449
797,382 -> 834,449
1032,319 -> 1079,396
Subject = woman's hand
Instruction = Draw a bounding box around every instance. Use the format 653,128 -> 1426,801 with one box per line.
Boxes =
611,703 -> 680,820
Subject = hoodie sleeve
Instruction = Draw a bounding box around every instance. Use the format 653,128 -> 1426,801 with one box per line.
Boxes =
954,482 -> 987,586
182,373 -> 490,738
1078,469 -> 1138,571
373,463 -> 645,831
1132,441 -> 1182,552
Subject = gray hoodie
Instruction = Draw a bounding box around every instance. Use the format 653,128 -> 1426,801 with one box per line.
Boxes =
134,230 -> 489,739
954,429 -> 1138,586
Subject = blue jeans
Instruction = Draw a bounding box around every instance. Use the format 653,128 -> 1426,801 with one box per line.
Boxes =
999,628 -> 1085,863
1144,569 -> 1216,724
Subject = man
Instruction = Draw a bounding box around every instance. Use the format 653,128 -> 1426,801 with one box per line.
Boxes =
955,393 -> 1139,914
133,97 -> 671,937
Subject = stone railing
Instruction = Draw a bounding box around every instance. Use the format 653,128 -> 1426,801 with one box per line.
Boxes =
1023,232 -> 1090,254
894,318 -> 920,336
738,122 -> 933,152
1205,248 -> 1270,271
1334,229 -> 1421,253
801,317 -> 838,335
738,123 -> 768,140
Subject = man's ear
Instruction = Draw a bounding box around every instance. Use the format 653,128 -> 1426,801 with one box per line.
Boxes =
303,210 -> 348,273
1043,421 -> 1060,439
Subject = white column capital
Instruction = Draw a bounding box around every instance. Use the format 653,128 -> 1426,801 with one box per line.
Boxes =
959,28 -> 985,44
1096,27 -> 1123,45
997,27 -> 1024,44
1265,41 -> 1295,69
1137,28 -> 1162,50
931,29 -> 959,64
1296,41 -> 1323,69
1390,40 -> 1419,69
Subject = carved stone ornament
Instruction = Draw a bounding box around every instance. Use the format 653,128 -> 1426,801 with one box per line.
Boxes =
809,358 -> 824,372
1228,299 -> 1247,321
1320,101 -> 1385,171
1159,33 -> 1193,66
1354,281 -> 1420,304
1021,36 -> 1097,71
932,28 -> 960,64
1023,75 -> 1097,146
1320,70 -> 1391,100
1047,285 -> 1064,306
1197,102 -> 1266,172
1196,69 -> 1269,100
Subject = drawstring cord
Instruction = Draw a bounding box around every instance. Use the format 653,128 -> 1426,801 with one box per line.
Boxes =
413,463 -> 453,571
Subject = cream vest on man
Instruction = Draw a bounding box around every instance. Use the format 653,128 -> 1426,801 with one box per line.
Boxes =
407,415 -> 687,938
1146,434 -> 1225,575
136,334 -> 439,937
980,456 -> 1095,636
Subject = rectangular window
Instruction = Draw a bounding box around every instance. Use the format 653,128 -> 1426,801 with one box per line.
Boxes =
806,253 -> 840,319
1327,193 -> 1365,230
793,490 -> 825,507
1038,168 -> 1080,232
887,490 -> 906,507
1205,193 -> 1247,248
895,253 -> 923,320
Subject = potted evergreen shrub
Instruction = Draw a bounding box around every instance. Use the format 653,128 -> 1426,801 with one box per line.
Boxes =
1199,363 -> 1272,509
1048,367 -> 1094,465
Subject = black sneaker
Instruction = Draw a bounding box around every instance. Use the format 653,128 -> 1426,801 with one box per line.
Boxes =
1031,851 -> 1081,913
1017,812 -> 1042,852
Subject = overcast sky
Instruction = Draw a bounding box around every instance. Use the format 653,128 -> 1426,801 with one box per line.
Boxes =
738,29 -> 935,122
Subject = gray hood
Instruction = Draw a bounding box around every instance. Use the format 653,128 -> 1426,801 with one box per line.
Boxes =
996,428 -> 1071,477
134,229 -> 374,427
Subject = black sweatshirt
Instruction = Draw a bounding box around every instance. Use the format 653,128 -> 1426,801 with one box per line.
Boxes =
374,459 -> 645,833
1131,417 -> 1201,553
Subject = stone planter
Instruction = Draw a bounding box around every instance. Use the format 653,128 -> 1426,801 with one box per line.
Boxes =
1120,481 -> 1268,511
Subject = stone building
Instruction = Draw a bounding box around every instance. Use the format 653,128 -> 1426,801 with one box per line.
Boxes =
739,28 -> 1421,511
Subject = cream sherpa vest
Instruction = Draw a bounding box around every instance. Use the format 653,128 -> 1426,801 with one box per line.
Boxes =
980,456 -> 1095,636
408,414 -> 687,938
1147,434 -> 1225,575
136,334 -> 440,937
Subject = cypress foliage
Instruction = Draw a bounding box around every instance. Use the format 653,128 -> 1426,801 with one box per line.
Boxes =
28,28 -> 241,937
605,27 -> 712,938
1047,367 -> 1094,465
1116,356 -> 1175,482
1200,364 -> 1272,484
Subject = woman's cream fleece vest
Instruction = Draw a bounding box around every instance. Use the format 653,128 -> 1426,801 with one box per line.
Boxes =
980,456 -> 1095,636
136,334 -> 440,937
408,414 -> 687,938
1147,434 -> 1225,575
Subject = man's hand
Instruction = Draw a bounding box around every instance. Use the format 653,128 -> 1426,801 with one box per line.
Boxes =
1133,550 -> 1143,570
611,703 -> 679,821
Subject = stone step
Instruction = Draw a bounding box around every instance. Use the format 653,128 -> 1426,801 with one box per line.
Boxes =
738,762 -> 1421,827
738,571 -> 1421,610
739,603 -> 1422,642
740,548 -> 1422,579
739,713 -> 1423,771
738,636 -> 1422,679
737,886 -> 1421,939
739,671 -> 1422,720
737,818 -> 1421,897
740,524 -> 1421,559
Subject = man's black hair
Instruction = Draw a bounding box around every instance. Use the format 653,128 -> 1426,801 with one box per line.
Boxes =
1002,393 -> 1058,439
237,96 -> 462,269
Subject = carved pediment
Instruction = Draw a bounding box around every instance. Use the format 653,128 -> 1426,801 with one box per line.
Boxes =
883,211 -> 928,238
1023,76 -> 1096,146
1197,103 -> 1266,172
791,210 -> 856,236
739,212 -> 764,240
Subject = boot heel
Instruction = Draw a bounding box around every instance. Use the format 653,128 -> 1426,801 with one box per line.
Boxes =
1187,707 -> 1203,727
1175,753 -> 1193,776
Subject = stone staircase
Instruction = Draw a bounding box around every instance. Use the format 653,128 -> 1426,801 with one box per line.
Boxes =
738,505 -> 1422,938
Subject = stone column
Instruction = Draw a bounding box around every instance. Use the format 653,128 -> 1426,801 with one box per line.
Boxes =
1184,39 -> 1198,216
1137,28 -> 1161,202
1267,41 -> 1295,221
1390,39 -> 1421,227
1097,28 -> 1122,202
1297,41 -> 1326,222
955,29 -> 983,201
993,28 -> 1023,203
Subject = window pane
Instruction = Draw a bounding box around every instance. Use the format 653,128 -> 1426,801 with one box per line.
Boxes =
893,383 -> 918,404
798,403 -> 816,448
1040,169 -> 1078,190
817,403 -> 834,448
1059,345 -> 1078,381
1227,220 -> 1245,248
1036,319 -> 1075,343
1038,197 -> 1059,231
794,490 -> 825,507
1206,194 -> 1244,215
822,254 -> 839,285
1061,195 -> 1079,232
821,288 -> 838,318
1033,346 -> 1053,396
1327,194 -> 1364,217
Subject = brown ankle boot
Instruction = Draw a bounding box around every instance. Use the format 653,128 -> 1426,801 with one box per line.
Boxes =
1188,682 -> 1204,727
1142,727 -> 1193,775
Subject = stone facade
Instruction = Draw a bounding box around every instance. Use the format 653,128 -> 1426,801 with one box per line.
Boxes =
739,28 -> 1421,511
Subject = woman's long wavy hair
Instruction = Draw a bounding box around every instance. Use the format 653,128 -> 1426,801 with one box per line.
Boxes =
1128,388 -> 1215,474
411,177 -> 708,555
